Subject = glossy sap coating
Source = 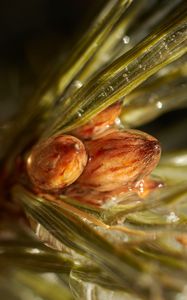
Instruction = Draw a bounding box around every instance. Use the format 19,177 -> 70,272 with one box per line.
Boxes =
27,135 -> 87,192
66,175 -> 163,206
77,129 -> 161,192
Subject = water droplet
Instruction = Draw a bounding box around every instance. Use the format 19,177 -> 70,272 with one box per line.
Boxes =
124,66 -> 128,72
98,91 -> 107,99
77,111 -> 82,118
138,180 -> 144,193
122,35 -> 130,44
142,65 -> 146,71
106,85 -> 114,93
166,212 -> 179,223
122,73 -> 129,82
156,101 -> 163,109
26,248 -> 41,254
74,80 -> 83,89
115,117 -> 121,126
163,40 -> 168,50
77,108 -> 84,118
138,63 -> 146,71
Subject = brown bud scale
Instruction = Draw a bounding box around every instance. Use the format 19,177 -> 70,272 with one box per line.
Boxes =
72,102 -> 121,140
27,135 -> 88,192
77,129 -> 161,192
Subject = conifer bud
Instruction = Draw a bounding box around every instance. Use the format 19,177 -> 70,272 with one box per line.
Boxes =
73,102 -> 121,140
27,135 -> 87,192
77,130 -> 161,192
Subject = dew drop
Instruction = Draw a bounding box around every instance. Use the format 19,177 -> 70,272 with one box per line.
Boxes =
163,40 -> 168,51
98,91 -> 107,100
156,101 -> 163,109
125,66 -> 128,72
166,212 -> 179,223
122,35 -> 130,44
106,85 -> 114,93
122,73 -> 129,83
74,80 -> 83,89
115,117 -> 121,126
77,111 -> 82,118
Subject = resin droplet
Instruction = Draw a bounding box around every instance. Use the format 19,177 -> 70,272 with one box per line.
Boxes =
77,129 -> 161,192
72,102 -> 122,140
133,176 -> 164,198
27,135 -> 88,192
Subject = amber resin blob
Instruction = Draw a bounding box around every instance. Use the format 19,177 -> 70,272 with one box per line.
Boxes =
27,135 -> 88,192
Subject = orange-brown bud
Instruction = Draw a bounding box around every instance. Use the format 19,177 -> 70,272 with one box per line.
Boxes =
77,130 -> 161,192
72,102 -> 122,140
27,135 -> 88,192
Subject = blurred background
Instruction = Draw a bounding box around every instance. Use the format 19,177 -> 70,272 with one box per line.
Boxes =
0,0 -> 186,150
0,0 -> 99,119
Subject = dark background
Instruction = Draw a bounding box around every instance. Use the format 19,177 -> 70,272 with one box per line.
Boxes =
0,0 -> 186,151
0,0 -> 98,55
0,0 -> 103,120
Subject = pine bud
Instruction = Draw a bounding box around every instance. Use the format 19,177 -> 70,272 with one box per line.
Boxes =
77,130 -> 161,192
26,135 -> 88,192
72,102 -> 121,140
